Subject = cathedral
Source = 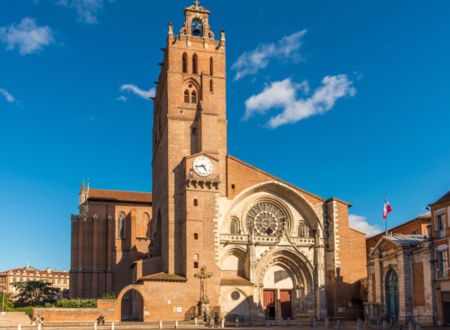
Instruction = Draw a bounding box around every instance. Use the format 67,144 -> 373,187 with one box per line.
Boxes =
70,1 -> 367,323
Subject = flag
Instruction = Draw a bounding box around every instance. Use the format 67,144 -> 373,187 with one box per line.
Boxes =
383,197 -> 392,219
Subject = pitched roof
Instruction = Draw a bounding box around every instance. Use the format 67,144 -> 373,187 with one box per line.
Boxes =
383,234 -> 427,247
366,213 -> 431,240
1,265 -> 68,275
220,277 -> 253,286
88,189 -> 152,204
369,233 -> 428,257
137,273 -> 187,283
227,155 -> 331,204
430,191 -> 450,207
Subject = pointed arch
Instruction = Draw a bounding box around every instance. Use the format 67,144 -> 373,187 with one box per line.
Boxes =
191,90 -> 197,104
256,248 -> 314,293
184,89 -> 190,103
118,211 -> 126,239
221,181 -> 323,235
192,53 -> 198,74
182,52 -> 188,73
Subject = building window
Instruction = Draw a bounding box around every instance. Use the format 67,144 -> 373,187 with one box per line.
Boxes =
118,212 -> 125,238
437,214 -> 446,238
210,79 -> 214,92
231,184 -> 235,190
194,254 -> 199,269
193,199 -> 198,206
192,54 -> 198,74
182,53 -> 188,73
427,225 -> 432,238
191,90 -> 197,104
210,57 -> 214,76
438,248 -> 449,278
230,218 -> 240,235
194,233 -> 199,240
184,90 -> 190,103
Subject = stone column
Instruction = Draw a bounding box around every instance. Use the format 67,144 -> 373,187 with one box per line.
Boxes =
401,249 -> 414,323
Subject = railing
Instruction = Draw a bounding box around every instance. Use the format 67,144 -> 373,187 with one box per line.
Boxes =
220,234 -> 248,244
291,237 -> 315,245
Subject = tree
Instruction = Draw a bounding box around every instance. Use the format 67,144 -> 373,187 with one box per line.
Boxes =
0,292 -> 14,311
13,281 -> 60,307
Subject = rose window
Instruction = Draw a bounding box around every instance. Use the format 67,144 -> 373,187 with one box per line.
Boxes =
246,201 -> 286,236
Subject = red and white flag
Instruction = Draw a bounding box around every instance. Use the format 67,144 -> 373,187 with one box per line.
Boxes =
383,197 -> 392,219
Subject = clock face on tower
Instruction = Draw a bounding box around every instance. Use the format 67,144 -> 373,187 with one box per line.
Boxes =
193,156 -> 213,177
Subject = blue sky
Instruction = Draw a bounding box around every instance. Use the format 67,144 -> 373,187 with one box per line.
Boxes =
0,0 -> 449,271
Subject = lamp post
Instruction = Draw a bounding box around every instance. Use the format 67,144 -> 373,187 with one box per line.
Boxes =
194,266 -> 212,321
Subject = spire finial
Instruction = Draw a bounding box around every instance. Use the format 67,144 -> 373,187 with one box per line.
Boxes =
194,0 -> 200,8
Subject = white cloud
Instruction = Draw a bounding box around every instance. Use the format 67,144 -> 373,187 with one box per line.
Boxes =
0,18 -> 55,55
348,214 -> 383,237
56,0 -> 104,24
120,84 -> 155,101
232,30 -> 307,81
0,88 -> 15,103
244,75 -> 356,128
115,95 -> 128,102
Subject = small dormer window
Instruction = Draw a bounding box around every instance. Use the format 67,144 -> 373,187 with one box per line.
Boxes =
192,19 -> 203,37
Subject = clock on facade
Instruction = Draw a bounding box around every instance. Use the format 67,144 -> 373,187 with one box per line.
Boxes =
193,156 -> 213,177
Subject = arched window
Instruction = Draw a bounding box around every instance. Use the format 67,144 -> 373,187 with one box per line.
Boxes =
184,90 -> 190,103
182,53 -> 188,73
210,79 -> 214,92
210,57 -> 214,76
191,90 -> 197,104
230,218 -> 240,235
192,54 -> 198,74
143,213 -> 151,239
118,212 -> 125,238
298,223 -> 306,237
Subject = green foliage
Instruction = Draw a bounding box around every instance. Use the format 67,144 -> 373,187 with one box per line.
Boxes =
56,299 -> 97,308
100,292 -> 116,299
13,281 -> 59,307
12,306 -> 33,317
0,292 -> 14,311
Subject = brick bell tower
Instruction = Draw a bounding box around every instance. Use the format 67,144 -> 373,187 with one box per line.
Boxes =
151,0 -> 226,298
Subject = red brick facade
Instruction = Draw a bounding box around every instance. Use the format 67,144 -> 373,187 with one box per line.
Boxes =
69,1 -> 367,323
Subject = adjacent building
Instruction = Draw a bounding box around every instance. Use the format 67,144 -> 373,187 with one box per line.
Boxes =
365,191 -> 450,326
0,265 -> 69,297
430,191 -> 450,324
69,186 -> 152,298
70,1 -> 367,323
366,231 -> 434,325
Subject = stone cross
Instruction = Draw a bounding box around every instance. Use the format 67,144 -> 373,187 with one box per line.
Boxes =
194,265 -> 212,303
